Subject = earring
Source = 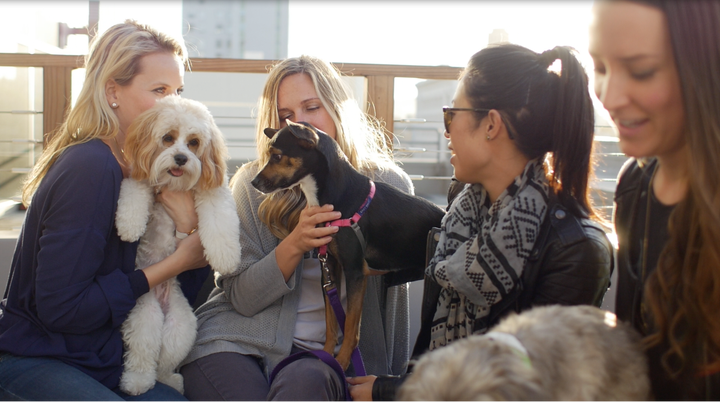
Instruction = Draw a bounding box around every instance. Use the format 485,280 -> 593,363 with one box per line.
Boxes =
486,135 -> 491,141
111,102 -> 118,109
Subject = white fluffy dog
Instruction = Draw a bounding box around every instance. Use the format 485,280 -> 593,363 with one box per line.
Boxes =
398,305 -> 651,401
115,96 -> 241,395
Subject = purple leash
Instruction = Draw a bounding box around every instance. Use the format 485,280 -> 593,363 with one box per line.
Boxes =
267,257 -> 366,400
321,256 -> 367,376
314,180 -> 375,377
269,181 -> 375,399
268,267 -> 365,401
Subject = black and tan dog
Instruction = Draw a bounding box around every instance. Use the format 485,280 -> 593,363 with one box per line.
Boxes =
252,120 -> 444,370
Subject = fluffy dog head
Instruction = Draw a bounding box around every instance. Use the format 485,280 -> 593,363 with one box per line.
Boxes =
399,305 -> 650,401
124,96 -> 228,192
398,336 -> 547,401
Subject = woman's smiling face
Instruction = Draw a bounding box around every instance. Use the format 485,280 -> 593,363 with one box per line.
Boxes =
444,79 -> 488,184
589,1 -> 686,159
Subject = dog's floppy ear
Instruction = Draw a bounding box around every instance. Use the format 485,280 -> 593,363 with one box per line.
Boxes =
286,120 -> 319,149
198,121 -> 229,190
125,106 -> 163,182
264,127 -> 278,139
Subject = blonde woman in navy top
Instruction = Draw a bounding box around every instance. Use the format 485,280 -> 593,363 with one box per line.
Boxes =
0,20 -> 208,400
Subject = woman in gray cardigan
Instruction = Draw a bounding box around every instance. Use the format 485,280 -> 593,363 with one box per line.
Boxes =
180,56 -> 412,401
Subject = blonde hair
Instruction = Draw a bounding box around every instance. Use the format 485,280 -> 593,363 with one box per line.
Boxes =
21,20 -> 188,205
253,55 -> 396,238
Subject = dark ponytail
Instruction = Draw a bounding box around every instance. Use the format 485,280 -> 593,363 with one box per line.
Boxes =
461,44 -> 596,218
546,46 -> 595,218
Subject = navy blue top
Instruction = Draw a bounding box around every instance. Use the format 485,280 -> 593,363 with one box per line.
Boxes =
0,139 -> 209,389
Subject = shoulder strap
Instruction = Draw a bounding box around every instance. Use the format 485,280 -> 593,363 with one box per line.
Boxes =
614,158 -> 657,243
615,158 -> 651,200
548,203 -> 586,248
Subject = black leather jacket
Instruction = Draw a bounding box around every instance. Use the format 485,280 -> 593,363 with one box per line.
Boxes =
374,186 -> 614,400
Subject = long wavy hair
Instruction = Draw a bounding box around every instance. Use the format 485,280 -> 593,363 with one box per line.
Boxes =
21,20 -> 187,206
248,55 -> 396,239
461,44 -> 597,219
636,0 -> 720,380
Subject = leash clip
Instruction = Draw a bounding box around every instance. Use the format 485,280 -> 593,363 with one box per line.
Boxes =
319,253 -> 335,291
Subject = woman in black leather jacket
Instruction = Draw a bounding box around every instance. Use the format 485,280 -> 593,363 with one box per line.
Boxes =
348,44 -> 613,401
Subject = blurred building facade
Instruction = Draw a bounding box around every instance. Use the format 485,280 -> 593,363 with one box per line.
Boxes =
183,0 -> 288,60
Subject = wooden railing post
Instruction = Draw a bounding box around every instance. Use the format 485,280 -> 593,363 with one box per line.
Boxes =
43,66 -> 73,145
365,75 -> 394,147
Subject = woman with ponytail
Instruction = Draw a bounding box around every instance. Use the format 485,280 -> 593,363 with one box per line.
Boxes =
349,44 -> 613,401
591,1 -> 720,398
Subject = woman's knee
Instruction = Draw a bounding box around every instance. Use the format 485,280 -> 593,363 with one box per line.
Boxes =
0,353 -> 122,401
288,358 -> 337,384
269,358 -> 344,400
181,353 -> 268,401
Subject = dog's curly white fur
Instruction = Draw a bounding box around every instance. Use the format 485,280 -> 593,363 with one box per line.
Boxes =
115,96 -> 241,395
398,305 -> 651,401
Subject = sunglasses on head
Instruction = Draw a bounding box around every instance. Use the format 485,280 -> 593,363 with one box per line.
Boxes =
442,106 -> 491,133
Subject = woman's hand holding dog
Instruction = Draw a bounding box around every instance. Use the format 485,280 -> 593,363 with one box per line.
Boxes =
156,189 -> 199,234
142,232 -> 208,289
139,189 -> 208,289
275,204 -> 341,282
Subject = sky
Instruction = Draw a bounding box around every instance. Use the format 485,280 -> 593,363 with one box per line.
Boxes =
1,0 -> 600,116
284,1 -> 596,114
2,0 -> 595,66
287,1 -> 594,67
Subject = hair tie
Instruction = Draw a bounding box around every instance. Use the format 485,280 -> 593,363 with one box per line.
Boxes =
538,47 -> 560,69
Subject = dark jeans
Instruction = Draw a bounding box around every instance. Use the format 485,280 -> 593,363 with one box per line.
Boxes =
0,352 -> 187,401
180,350 -> 346,401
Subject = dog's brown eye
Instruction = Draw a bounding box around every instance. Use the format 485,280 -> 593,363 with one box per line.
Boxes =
162,134 -> 173,143
188,139 -> 199,147
271,154 -> 282,162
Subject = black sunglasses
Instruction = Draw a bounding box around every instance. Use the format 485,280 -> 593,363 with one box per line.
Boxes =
442,106 -> 491,133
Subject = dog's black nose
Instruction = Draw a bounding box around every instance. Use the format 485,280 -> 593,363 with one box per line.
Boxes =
174,154 -> 188,166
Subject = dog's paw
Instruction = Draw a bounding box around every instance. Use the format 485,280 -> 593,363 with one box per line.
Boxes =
116,179 -> 153,242
335,355 -> 351,372
195,186 -> 241,275
119,370 -> 156,396
158,373 -> 184,394
205,244 -> 241,276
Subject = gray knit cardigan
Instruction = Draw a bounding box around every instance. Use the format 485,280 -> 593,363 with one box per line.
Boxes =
182,160 -> 413,378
